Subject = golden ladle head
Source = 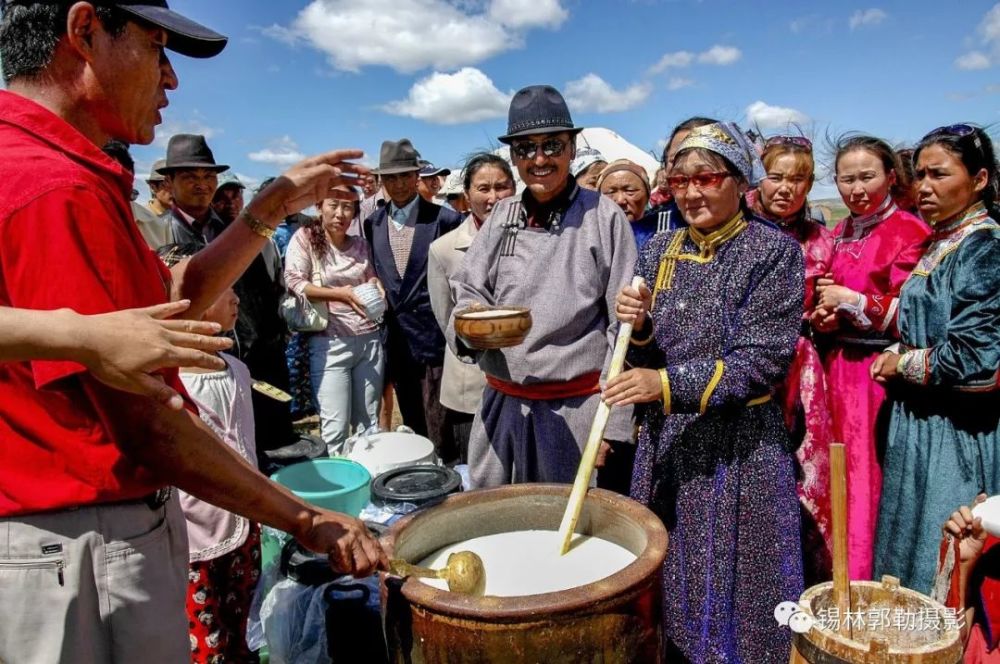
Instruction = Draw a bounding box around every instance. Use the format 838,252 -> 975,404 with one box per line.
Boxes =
389,550 -> 486,596
441,551 -> 486,596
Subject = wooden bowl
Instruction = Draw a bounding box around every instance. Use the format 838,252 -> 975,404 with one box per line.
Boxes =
454,306 -> 532,350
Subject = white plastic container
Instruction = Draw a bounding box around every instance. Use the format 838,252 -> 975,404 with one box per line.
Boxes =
342,429 -> 437,478
353,283 -> 386,321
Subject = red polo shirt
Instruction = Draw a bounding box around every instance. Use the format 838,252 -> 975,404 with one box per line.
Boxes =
0,90 -> 187,516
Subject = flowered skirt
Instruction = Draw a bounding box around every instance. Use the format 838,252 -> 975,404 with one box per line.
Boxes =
186,524 -> 262,664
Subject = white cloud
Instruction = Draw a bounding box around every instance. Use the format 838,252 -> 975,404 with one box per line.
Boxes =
248,136 -> 307,166
153,119 -> 219,149
849,8 -> 887,30
381,67 -> 511,124
668,77 -> 694,91
954,4 -> 1000,70
563,74 -> 652,114
698,45 -> 742,65
956,51 -> 992,70
648,45 -> 740,75
789,16 -> 813,34
746,101 -> 810,130
983,3 -> 1000,42
267,0 -> 567,74
648,50 -> 694,75
488,0 -> 567,29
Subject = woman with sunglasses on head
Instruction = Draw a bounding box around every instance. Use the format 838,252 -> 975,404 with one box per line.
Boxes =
748,135 -> 836,584
814,134 -> 931,581
871,125 -> 1000,594
605,122 -> 805,662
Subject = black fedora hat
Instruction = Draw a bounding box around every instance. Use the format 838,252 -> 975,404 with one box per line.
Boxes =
157,134 -> 228,173
372,139 -> 422,175
498,85 -> 582,145
7,0 -> 228,59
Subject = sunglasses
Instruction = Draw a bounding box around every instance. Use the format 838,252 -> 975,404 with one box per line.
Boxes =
666,172 -> 731,192
510,138 -> 568,160
923,123 -> 977,140
764,136 -> 813,152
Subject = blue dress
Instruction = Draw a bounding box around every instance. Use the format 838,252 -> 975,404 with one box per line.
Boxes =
628,212 -> 804,663
874,205 -> 1000,593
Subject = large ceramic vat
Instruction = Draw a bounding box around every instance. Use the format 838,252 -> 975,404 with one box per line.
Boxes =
381,484 -> 668,663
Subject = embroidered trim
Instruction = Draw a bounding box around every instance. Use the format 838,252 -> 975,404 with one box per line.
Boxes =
687,211 -> 748,258
700,360 -> 725,415
747,394 -> 771,407
836,293 -> 873,330
651,230 -> 687,308
651,212 -> 748,307
911,203 -> 997,277
898,348 -> 931,386
659,368 -> 672,415
836,195 -> 897,244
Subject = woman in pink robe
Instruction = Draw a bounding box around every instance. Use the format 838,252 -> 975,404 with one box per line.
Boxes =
813,135 -> 930,580
749,135 -> 835,585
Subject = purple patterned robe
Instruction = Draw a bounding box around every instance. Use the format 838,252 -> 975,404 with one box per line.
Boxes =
628,214 -> 804,663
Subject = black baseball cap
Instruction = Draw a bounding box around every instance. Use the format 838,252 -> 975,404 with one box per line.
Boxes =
5,0 -> 227,58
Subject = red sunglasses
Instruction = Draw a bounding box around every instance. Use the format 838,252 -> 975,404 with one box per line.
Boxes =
665,172 -> 731,192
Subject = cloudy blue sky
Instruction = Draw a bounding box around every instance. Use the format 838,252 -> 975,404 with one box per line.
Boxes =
134,0 -> 1000,199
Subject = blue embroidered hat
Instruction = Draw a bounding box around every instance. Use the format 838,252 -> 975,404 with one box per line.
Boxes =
675,122 -> 767,186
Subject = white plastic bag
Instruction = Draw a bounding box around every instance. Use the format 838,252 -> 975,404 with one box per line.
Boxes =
259,578 -> 332,664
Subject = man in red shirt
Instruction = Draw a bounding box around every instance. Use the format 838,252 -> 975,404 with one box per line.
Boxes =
0,2 -> 385,662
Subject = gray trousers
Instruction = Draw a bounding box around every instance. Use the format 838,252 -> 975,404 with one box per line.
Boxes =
0,496 -> 189,664
309,331 -> 384,454
468,387 -> 602,489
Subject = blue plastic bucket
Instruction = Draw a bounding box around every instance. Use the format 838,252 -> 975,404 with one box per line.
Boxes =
271,458 -> 371,516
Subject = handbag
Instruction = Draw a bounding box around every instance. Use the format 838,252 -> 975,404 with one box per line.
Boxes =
280,244 -> 329,333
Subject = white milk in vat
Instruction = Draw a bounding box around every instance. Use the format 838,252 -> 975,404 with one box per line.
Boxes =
417,530 -> 636,597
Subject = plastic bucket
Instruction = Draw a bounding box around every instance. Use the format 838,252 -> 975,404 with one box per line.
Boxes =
271,458 -> 372,516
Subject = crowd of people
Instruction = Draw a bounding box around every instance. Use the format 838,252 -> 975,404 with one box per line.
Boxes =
1,2 -> 999,663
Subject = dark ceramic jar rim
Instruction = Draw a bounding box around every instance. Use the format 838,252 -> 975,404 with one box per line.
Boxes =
381,484 -> 669,621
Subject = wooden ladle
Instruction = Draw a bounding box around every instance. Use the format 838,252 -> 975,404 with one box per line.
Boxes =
389,551 -> 486,596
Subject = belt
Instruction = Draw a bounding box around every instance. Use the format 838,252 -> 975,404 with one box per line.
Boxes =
486,371 -> 602,400
832,335 -> 892,348
61,487 -> 172,513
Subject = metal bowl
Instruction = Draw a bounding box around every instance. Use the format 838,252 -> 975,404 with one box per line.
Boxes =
454,305 -> 532,350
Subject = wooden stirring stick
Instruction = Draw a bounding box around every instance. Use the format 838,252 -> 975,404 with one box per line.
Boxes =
830,442 -> 852,639
557,276 -> 645,555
